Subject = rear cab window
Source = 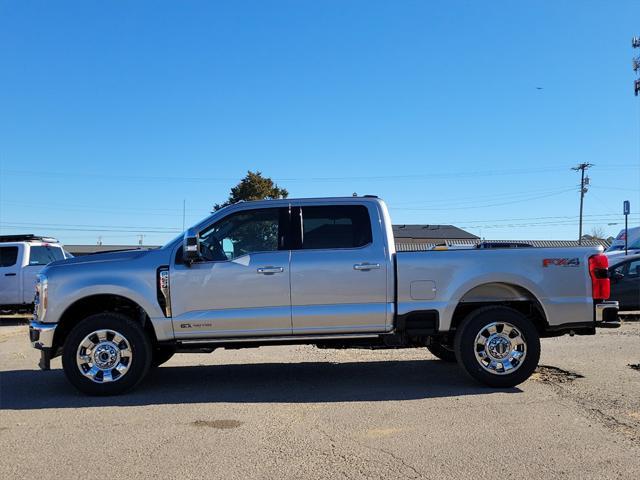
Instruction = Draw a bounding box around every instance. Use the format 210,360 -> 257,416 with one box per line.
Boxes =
28,245 -> 65,266
300,205 -> 373,250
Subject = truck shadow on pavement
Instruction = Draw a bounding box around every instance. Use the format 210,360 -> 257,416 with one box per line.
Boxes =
0,360 -> 521,410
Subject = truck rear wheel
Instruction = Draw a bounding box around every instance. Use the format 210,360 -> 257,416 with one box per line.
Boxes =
426,341 -> 456,362
62,313 -> 152,396
454,306 -> 540,388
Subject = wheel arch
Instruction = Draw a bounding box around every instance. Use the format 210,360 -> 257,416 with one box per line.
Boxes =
449,282 -> 549,335
53,294 -> 157,352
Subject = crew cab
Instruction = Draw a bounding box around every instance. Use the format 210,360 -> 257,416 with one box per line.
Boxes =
29,197 -> 620,395
0,235 -> 68,314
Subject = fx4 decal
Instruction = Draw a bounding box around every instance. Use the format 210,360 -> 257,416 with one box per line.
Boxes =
543,258 -> 580,267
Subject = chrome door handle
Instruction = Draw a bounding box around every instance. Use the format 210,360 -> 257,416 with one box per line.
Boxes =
353,263 -> 381,271
257,266 -> 284,274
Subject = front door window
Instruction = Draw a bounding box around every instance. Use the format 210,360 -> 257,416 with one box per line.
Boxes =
198,208 -> 283,261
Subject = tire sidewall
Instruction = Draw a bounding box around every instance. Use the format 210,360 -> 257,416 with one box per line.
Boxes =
62,313 -> 152,396
427,342 -> 457,362
454,307 -> 541,388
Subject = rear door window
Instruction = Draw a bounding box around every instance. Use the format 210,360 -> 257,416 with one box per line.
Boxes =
0,246 -> 19,267
28,246 -> 65,266
300,205 -> 372,250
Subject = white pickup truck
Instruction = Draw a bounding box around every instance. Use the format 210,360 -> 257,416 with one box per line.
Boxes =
0,235 -> 69,314
29,197 -> 620,395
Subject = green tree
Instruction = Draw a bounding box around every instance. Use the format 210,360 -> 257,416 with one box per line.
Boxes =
213,171 -> 288,211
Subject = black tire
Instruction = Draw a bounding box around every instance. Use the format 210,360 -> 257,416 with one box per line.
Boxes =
454,306 -> 540,388
151,346 -> 176,368
426,341 -> 456,362
62,313 -> 152,396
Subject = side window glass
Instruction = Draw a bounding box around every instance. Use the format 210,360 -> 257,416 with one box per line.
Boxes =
301,205 -> 372,250
613,264 -> 626,276
0,247 -> 19,267
627,260 -> 640,277
199,208 -> 283,261
28,246 -> 65,266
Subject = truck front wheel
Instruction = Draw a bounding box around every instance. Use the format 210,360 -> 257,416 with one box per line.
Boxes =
62,313 -> 152,396
454,306 -> 540,388
151,346 -> 176,368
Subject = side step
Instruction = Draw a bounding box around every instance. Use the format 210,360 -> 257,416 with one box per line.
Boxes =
177,333 -> 381,346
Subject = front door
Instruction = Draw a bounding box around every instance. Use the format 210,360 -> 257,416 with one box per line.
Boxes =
0,245 -> 21,305
290,204 -> 390,334
170,207 -> 292,339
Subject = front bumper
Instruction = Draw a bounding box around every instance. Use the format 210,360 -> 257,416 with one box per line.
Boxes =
29,321 -> 58,371
595,301 -> 620,328
29,321 -> 57,349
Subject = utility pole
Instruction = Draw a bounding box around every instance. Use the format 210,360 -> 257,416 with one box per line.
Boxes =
633,36 -> 640,95
571,163 -> 593,245
138,234 -> 144,246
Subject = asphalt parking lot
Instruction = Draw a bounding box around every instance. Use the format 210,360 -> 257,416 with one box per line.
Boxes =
1,321 -> 639,479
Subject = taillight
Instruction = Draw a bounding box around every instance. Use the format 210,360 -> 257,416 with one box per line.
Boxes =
589,254 -> 610,300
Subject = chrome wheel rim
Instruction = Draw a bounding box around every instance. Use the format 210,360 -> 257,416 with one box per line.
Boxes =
474,321 -> 526,375
76,329 -> 132,383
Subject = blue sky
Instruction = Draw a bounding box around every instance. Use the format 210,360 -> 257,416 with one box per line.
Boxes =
1,0 -> 639,245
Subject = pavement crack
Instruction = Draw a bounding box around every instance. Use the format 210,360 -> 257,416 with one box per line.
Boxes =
356,442 -> 429,480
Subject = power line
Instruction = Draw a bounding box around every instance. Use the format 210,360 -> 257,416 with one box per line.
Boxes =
0,165 -> 593,183
389,188 -> 575,211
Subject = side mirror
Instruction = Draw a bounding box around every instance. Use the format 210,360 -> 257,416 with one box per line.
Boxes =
182,228 -> 200,266
611,271 -> 624,281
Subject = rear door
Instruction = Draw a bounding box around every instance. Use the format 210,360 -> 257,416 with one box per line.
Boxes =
290,204 -> 390,334
0,245 -> 21,305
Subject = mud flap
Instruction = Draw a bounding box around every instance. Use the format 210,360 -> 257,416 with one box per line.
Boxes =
38,348 -> 51,371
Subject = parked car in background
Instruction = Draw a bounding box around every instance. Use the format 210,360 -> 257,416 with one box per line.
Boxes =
609,253 -> 640,311
0,235 -> 68,314
605,227 -> 640,258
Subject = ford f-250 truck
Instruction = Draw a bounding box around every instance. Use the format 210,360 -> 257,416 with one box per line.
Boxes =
29,197 -> 620,395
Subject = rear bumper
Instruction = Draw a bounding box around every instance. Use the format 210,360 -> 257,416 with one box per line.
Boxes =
544,301 -> 620,336
595,301 -> 620,328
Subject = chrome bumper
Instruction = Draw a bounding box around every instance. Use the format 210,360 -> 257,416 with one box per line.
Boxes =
29,321 -> 57,350
595,301 -> 620,328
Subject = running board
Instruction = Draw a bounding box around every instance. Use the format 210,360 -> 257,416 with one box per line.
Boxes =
177,333 -> 381,345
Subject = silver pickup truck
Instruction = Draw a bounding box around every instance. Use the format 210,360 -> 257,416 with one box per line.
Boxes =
29,196 -> 620,395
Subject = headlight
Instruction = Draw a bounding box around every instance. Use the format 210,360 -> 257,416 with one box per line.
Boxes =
34,274 -> 47,321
